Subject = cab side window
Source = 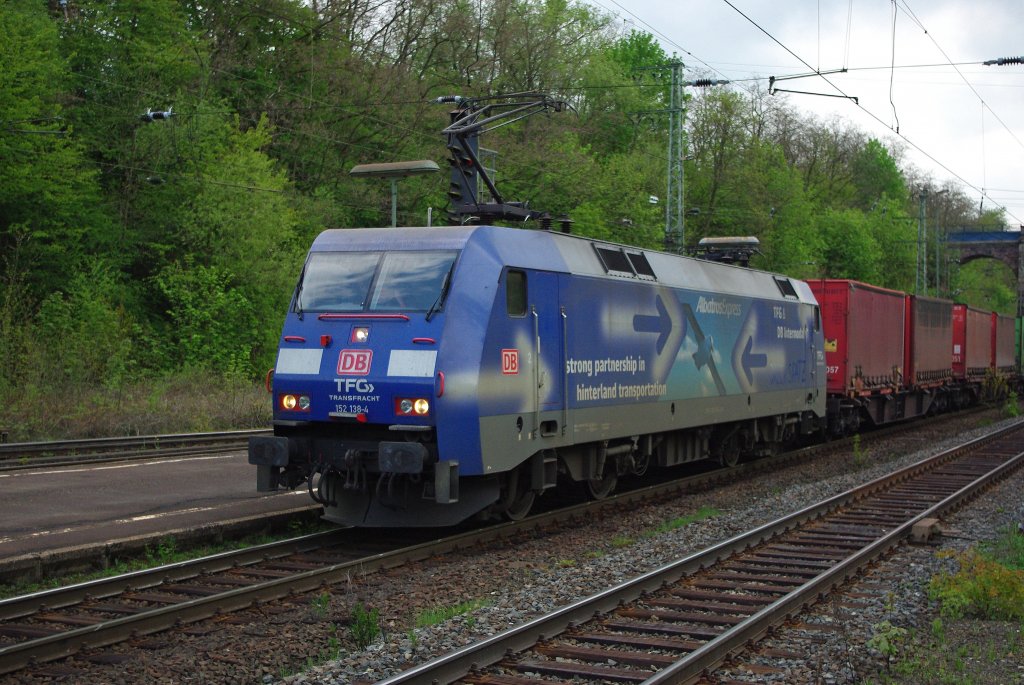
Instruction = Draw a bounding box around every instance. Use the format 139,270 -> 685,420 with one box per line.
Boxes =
506,269 -> 527,317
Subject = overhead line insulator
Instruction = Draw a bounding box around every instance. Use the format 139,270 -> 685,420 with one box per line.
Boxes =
983,56 -> 1023,66
687,78 -> 729,88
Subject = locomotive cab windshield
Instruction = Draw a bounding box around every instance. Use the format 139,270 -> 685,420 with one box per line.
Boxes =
293,250 -> 458,314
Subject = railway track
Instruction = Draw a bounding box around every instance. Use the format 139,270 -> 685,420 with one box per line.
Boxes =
0,429 -> 865,677
0,429 -> 269,470
0,411 -> 1003,677
373,420 -> 1024,685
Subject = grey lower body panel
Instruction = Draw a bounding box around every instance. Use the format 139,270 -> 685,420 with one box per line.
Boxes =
319,474 -> 500,527
476,387 -> 825,473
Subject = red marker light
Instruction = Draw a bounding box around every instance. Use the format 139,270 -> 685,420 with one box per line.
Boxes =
320,334 -> 332,347
356,413 -> 368,423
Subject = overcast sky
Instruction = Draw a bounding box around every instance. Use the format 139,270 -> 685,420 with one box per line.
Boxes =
589,0 -> 1023,227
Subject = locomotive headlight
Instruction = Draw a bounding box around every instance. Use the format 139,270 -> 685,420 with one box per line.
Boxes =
280,394 -> 311,411
351,326 -> 370,343
394,397 -> 430,417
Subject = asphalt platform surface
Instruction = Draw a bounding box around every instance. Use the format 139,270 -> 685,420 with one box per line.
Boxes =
0,451 -> 320,583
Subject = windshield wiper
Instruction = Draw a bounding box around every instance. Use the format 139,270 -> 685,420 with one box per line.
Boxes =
426,263 -> 456,322
292,267 -> 307,321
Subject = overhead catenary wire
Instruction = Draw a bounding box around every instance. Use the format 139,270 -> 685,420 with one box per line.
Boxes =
893,0 -> 1024,207
888,0 -> 900,133
581,0 -> 1021,223
717,0 -> 1020,224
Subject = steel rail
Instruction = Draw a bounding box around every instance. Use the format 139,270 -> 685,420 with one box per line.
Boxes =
0,429 -> 270,470
373,420 -> 1024,685
0,528 -> 474,673
0,529 -> 347,621
645,425 -> 1024,685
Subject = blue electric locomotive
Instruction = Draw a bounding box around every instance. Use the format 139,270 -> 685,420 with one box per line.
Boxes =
249,224 -> 827,526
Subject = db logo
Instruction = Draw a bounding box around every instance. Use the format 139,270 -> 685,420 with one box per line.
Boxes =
501,349 -> 519,375
338,349 -> 373,375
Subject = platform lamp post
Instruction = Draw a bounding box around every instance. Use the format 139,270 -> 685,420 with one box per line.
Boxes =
349,160 -> 440,227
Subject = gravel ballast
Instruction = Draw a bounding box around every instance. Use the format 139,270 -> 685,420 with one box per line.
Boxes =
13,412 -> 1023,684
280,414 -> 1024,685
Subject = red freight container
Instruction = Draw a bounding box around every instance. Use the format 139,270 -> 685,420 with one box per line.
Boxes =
993,313 -> 1016,376
952,304 -> 990,381
906,295 -> 953,388
808,279 -> 906,396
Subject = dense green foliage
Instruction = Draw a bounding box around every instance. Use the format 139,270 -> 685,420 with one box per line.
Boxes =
0,0 -> 1010,439
929,529 -> 1024,621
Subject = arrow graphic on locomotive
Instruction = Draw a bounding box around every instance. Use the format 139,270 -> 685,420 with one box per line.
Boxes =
729,298 -> 816,394
565,284 -> 684,407
632,294 -> 674,355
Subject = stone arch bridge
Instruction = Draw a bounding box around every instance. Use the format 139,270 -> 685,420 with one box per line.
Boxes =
945,230 -> 1024,316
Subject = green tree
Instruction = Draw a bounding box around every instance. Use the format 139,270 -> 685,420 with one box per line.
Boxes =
577,30 -> 670,156
686,89 -> 755,244
867,197 -> 916,292
154,262 -> 258,375
30,263 -> 138,389
59,0 -> 203,276
0,2 -> 114,296
952,260 -> 1017,314
850,139 -> 907,210
743,142 -> 819,276
154,113 -> 302,373
817,208 -> 881,281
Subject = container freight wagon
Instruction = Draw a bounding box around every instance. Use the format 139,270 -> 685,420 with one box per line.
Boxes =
1017,317 -> 1024,375
806,279 -> 910,433
952,304 -> 992,382
993,313 -> 1016,378
905,295 -> 954,389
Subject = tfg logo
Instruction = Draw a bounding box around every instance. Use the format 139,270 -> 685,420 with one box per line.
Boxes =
335,378 -> 375,393
338,349 -> 372,375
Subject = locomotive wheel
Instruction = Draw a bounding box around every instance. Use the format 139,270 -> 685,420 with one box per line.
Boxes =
499,468 -> 536,521
503,489 -> 536,521
585,469 -> 617,500
631,452 -> 650,477
716,432 -> 740,468
718,450 -> 740,468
